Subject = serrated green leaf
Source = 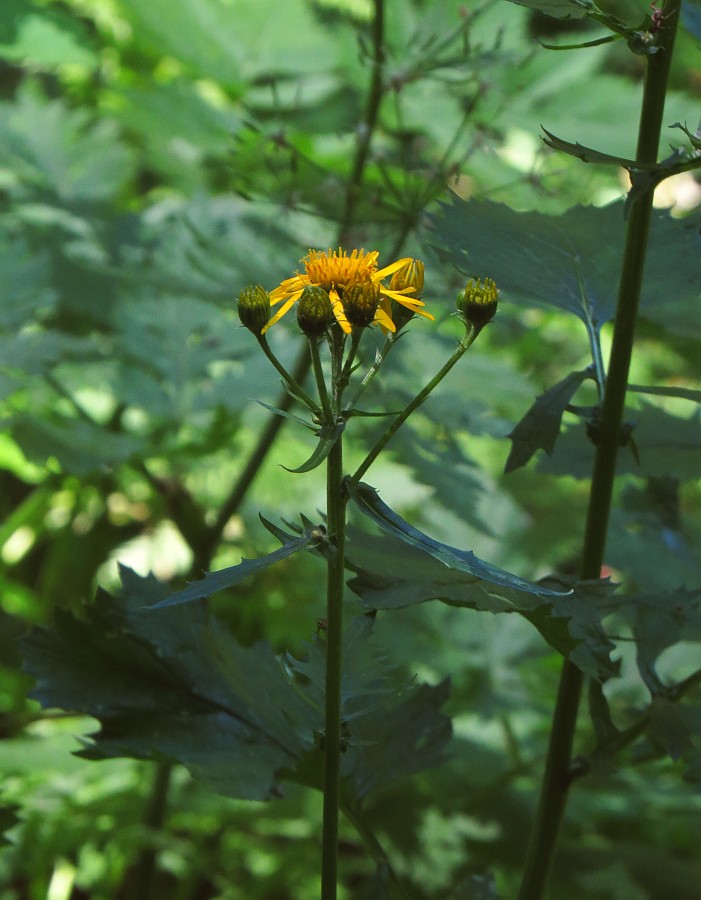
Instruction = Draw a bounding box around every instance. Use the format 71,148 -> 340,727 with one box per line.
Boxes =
346,528 -> 617,679
345,480 -> 566,598
0,82 -> 135,202
22,572 -> 451,802
22,568 -> 313,800
0,230 -> 57,329
150,523 -> 321,607
0,6 -> 96,69
625,586 -> 701,694
284,617 -> 452,799
505,369 -> 590,473
432,197 -> 701,335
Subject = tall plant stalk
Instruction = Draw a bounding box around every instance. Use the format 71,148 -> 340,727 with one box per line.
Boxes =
517,4 -> 682,898
321,434 -> 347,900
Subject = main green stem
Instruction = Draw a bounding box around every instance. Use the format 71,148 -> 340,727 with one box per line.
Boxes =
321,435 -> 347,900
517,6 -> 681,899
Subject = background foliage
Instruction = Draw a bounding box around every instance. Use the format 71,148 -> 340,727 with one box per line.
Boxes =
1,0 -> 701,897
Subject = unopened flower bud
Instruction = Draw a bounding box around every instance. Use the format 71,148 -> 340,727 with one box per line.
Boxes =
297,285 -> 334,336
238,284 -> 271,335
389,258 -> 424,298
456,277 -> 498,329
343,280 -> 381,329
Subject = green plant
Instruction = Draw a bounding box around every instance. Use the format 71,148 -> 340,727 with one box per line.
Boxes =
2,1 -> 701,898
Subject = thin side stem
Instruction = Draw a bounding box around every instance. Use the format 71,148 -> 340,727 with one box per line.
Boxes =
321,435 -> 347,900
257,334 -> 321,415
516,6 -> 681,899
351,326 -> 478,484
310,337 -> 334,423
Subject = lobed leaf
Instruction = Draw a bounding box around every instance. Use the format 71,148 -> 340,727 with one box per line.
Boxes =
345,479 -> 567,598
432,197 -> 701,336
345,527 -> 617,679
21,569 -> 451,802
505,369 -> 591,473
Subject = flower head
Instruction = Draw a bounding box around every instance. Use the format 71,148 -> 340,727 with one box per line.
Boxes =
456,277 -> 499,330
261,248 -> 433,335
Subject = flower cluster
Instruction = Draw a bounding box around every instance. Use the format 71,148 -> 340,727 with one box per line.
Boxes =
239,248 -> 432,337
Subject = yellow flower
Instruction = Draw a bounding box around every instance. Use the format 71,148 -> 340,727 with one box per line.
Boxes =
261,248 -> 433,335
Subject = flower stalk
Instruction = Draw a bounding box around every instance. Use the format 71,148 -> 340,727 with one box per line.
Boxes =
321,375 -> 347,900
517,3 -> 682,897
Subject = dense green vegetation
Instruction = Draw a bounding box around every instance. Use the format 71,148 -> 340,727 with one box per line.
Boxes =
1,0 -> 701,897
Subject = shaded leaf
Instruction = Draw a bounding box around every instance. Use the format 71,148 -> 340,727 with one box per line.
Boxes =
628,384 -> 701,403
432,197 -> 701,335
22,570 -> 451,802
0,82 -> 135,202
285,617 -> 452,799
538,404 -> 701,480
284,422 -> 345,474
346,527 -> 617,679
682,1 -> 701,41
22,569 -> 312,800
345,479 -> 566,598
150,519 -> 324,607
505,369 -> 590,473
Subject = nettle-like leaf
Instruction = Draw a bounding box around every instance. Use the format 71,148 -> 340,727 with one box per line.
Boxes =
22,567 -> 311,800
0,230 -> 57,330
345,480 -> 566,598
22,568 -> 451,802
285,617 -> 452,799
505,369 -> 591,473
589,586 -> 701,784
432,197 -> 701,337
345,525 -> 617,679
0,82 -> 135,202
6,414 -> 146,477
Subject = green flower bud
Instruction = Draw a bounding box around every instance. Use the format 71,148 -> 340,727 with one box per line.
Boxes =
238,284 -> 272,335
456,277 -> 498,329
343,280 -> 381,329
297,285 -> 334,336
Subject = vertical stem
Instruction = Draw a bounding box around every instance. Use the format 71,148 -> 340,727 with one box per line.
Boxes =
517,6 -> 681,899
338,0 -> 386,244
322,434 -> 347,900
132,761 -> 173,900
